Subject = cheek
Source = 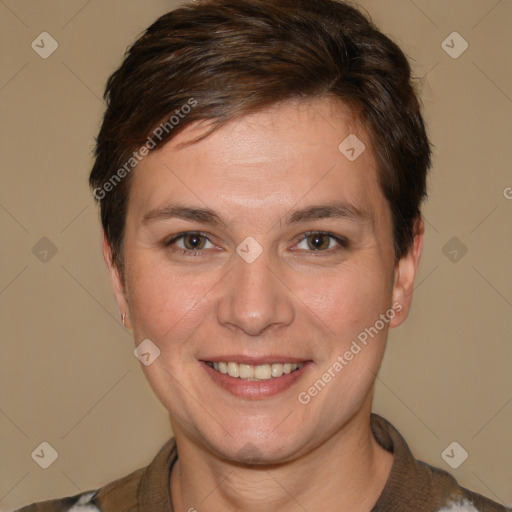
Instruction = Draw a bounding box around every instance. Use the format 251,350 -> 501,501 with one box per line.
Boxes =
125,257 -> 219,355
307,261 -> 393,339
124,260 -> 218,414
301,264 -> 393,411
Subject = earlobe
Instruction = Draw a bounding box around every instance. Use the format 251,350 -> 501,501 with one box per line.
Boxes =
102,232 -> 132,329
389,218 -> 425,328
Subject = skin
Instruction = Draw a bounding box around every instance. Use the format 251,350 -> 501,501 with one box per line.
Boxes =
103,97 -> 424,512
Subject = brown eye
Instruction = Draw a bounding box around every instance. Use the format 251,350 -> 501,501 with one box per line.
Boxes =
306,233 -> 331,250
165,232 -> 215,254
294,232 -> 349,253
182,233 -> 207,250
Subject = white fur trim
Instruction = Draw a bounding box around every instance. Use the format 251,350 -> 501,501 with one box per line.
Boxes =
437,498 -> 481,512
67,491 -> 101,511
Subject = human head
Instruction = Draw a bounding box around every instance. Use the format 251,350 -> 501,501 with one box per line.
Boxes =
89,0 -> 431,278
90,0 -> 431,465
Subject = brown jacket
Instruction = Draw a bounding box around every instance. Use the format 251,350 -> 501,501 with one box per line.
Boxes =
15,413 -> 510,512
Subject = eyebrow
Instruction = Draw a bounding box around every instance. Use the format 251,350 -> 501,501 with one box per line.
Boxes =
141,200 -> 371,228
142,203 -> 228,228
285,201 -> 371,225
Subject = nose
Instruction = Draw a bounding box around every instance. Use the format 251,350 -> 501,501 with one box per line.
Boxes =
216,248 -> 295,337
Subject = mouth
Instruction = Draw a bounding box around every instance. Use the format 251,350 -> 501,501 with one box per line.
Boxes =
204,361 -> 304,381
200,358 -> 312,400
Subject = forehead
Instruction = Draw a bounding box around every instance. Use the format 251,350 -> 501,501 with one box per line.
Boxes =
128,98 -> 390,231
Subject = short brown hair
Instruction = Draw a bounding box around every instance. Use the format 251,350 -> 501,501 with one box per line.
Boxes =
89,0 -> 432,273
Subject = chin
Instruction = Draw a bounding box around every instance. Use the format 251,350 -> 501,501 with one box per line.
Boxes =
203,421 -> 307,465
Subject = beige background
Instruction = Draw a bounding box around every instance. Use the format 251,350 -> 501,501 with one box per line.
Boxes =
1,0 -> 511,510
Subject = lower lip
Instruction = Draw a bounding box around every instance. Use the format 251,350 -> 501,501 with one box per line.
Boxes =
200,361 -> 312,400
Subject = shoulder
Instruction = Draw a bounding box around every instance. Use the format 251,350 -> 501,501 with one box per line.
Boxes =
13,465 -> 146,512
13,490 -> 101,512
420,460 -> 510,512
13,438 -> 175,512
370,414 -> 511,512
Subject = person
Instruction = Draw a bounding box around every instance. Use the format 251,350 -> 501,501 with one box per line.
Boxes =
16,0 -> 510,511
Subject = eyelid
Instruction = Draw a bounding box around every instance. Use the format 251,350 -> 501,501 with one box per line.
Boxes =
164,231 -> 217,256
293,231 -> 349,252
164,231 -> 213,246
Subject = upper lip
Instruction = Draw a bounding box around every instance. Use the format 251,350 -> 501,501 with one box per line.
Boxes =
201,355 -> 310,365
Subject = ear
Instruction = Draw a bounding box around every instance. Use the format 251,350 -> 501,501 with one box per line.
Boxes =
102,232 -> 132,330
389,218 -> 424,328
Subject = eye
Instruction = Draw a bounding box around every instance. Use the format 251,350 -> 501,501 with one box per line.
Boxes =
165,232 -> 215,255
294,231 -> 349,252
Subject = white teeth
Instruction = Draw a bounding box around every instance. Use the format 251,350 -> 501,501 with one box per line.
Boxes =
208,361 -> 304,380
271,363 -> 284,377
227,362 -> 239,378
239,364 -> 254,379
254,364 -> 272,380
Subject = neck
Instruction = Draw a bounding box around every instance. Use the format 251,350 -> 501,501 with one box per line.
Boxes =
170,410 -> 393,512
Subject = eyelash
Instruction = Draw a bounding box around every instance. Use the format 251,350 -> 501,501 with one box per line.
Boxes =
164,231 -> 349,257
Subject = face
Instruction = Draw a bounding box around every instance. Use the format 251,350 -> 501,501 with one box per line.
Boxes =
105,98 -> 423,464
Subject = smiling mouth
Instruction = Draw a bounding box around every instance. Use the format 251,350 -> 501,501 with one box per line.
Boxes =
204,361 -> 304,380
